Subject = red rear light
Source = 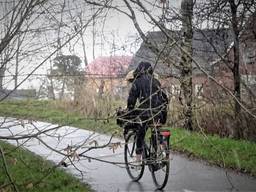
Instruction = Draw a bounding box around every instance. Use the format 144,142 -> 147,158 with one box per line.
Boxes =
161,131 -> 171,137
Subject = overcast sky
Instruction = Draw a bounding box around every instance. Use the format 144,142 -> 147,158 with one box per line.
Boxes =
3,0 -> 182,90
76,0 -> 182,63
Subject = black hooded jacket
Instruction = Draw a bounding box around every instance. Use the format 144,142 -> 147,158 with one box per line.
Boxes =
127,62 -> 163,122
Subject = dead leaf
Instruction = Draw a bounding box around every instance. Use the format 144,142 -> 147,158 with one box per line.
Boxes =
71,151 -> 80,161
9,158 -> 17,165
0,187 -> 8,192
64,145 -> 79,161
26,183 -> 33,189
108,142 -> 121,153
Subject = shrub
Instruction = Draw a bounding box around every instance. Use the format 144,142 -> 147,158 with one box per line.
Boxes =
54,87 -> 125,120
194,101 -> 256,141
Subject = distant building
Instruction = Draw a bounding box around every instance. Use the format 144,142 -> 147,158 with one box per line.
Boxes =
0,89 -> 37,100
128,28 -> 233,98
210,12 -> 256,99
85,56 -> 132,98
128,22 -> 256,99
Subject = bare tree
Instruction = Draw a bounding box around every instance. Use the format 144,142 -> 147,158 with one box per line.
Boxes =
0,0 -> 47,89
194,0 -> 256,138
179,0 -> 194,131
0,0 -> 115,190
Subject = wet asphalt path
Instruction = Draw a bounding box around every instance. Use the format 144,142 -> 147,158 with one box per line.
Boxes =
1,118 -> 256,192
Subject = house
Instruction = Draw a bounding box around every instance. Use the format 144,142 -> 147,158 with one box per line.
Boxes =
128,28 -> 234,98
85,56 -> 132,98
210,12 -> 256,99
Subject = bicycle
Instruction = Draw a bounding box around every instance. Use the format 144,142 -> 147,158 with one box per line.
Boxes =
124,124 -> 171,190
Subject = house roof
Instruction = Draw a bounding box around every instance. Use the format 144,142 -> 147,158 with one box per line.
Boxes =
128,28 -> 233,76
86,56 -> 132,78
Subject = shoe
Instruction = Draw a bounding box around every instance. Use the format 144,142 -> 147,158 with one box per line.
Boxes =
131,154 -> 142,170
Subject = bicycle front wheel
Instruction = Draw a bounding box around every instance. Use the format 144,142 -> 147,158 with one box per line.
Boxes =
151,138 -> 170,190
124,132 -> 145,181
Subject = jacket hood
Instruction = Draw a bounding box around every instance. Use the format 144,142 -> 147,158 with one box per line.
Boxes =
133,62 -> 153,78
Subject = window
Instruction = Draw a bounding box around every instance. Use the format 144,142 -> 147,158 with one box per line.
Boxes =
241,75 -> 256,86
195,84 -> 203,98
171,84 -> 180,95
244,46 -> 255,65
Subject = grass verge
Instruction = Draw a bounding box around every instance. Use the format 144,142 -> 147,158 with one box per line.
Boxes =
0,99 -> 119,135
0,99 -> 256,177
171,128 -> 256,176
0,141 -> 91,192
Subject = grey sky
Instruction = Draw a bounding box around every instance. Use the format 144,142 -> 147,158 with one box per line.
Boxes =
3,0 -> 182,90
79,0 -> 182,63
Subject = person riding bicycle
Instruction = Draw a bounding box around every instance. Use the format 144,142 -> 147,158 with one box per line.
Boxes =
126,61 -> 167,162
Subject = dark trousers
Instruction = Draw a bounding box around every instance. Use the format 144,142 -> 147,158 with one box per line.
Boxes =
136,123 -> 148,154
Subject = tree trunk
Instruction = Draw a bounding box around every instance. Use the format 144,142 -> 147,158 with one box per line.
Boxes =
180,0 -> 194,131
73,73 -> 84,103
60,78 -> 65,99
0,70 -> 3,90
230,0 -> 242,138
48,61 -> 55,99
0,63 -> 6,90
14,35 -> 21,88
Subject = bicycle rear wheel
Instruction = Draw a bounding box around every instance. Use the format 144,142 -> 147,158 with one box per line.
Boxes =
124,132 -> 145,181
151,134 -> 170,190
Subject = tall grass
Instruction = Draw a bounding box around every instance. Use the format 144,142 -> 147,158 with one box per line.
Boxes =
58,88 -> 126,120
193,100 -> 256,141
167,97 -> 256,141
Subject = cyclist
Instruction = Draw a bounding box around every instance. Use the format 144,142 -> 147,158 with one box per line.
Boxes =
126,61 -> 166,162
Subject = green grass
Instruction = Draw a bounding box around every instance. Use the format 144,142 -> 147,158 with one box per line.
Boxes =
0,141 -> 91,192
0,100 -> 80,125
0,100 -> 256,177
171,128 -> 256,175
0,100 -> 120,135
